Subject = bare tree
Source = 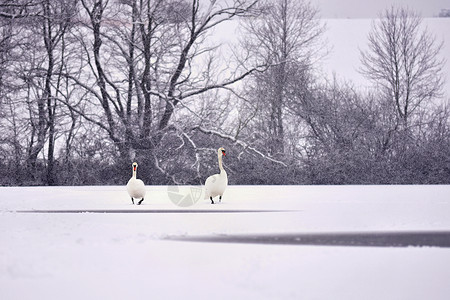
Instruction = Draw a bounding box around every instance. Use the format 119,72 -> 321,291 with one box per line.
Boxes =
67,0 -> 259,183
239,0 -> 325,156
0,0 -> 80,184
360,6 -> 444,129
39,0 -> 78,184
0,1 -> 46,181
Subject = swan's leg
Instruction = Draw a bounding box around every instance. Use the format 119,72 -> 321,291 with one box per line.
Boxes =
131,197 -> 134,204
138,198 -> 144,205
210,197 -> 214,204
219,195 -> 222,203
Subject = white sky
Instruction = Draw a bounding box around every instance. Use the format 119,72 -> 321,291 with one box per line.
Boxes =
311,0 -> 449,18
320,18 -> 450,96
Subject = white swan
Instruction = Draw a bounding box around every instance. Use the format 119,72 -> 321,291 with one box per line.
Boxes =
126,162 -> 146,205
205,147 -> 228,204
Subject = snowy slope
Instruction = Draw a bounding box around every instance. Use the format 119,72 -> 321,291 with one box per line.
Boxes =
1,185 -> 450,299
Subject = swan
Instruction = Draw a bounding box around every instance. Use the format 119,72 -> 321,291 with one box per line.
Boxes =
126,162 -> 146,205
205,147 -> 228,204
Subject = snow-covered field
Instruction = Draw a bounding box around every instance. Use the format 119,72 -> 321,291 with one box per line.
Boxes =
1,185 -> 450,299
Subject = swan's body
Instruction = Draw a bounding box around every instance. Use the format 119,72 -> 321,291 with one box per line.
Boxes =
127,162 -> 146,205
205,147 -> 228,204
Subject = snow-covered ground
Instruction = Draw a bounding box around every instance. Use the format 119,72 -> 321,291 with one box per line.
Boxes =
1,185 -> 450,299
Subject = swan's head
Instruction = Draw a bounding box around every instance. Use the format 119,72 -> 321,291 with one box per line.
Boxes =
218,147 -> 226,157
132,162 -> 138,171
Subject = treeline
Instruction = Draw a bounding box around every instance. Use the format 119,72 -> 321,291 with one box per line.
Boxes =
0,0 -> 449,186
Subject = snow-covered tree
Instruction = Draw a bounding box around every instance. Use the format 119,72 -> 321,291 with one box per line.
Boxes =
360,6 -> 444,130
239,0 -> 325,157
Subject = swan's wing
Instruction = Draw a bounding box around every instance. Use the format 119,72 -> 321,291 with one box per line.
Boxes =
205,174 -> 219,187
205,174 -> 220,198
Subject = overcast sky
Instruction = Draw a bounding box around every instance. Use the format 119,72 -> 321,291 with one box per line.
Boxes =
311,0 -> 449,18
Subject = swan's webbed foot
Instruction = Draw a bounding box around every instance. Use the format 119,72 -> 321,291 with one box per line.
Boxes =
137,198 -> 144,205
131,198 -> 134,204
210,197 -> 214,204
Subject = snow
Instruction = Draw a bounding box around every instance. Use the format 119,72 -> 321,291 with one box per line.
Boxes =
1,185 -> 450,299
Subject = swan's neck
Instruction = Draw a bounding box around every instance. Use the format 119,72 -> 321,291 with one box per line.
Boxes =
218,154 -> 224,172
132,169 -> 137,178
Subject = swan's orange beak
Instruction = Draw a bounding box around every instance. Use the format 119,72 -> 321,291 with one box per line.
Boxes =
222,150 -> 226,156
133,165 -> 137,171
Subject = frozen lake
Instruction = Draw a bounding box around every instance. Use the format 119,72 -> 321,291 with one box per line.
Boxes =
1,185 -> 450,299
